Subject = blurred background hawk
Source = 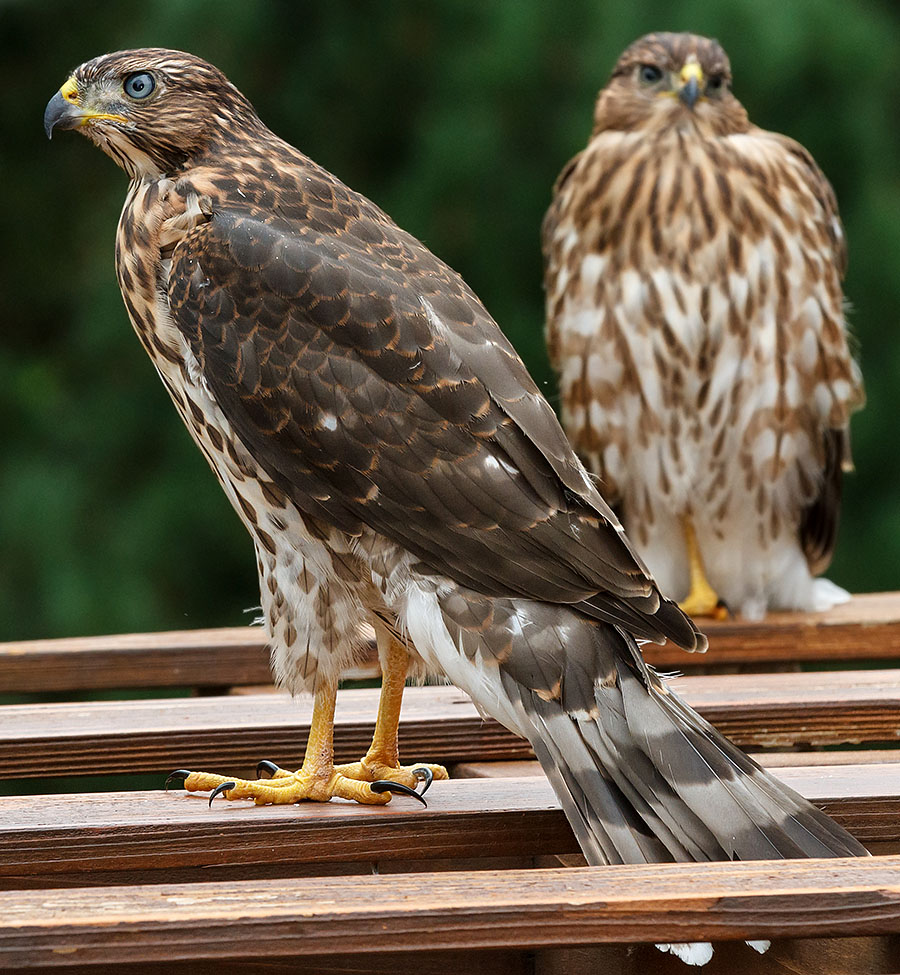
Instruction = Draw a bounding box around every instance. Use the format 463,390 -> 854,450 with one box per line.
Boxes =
543,32 -> 864,620
46,48 -> 864,920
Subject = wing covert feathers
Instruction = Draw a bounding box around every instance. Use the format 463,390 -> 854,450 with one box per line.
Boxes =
167,195 -> 703,653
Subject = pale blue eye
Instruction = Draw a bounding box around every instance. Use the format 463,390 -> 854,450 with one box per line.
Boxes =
123,72 -> 155,99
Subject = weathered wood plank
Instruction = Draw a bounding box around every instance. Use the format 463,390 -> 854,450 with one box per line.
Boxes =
0,627 -> 273,693
1,765 -> 896,888
3,671 -> 900,780
1,857 -> 898,968
0,627 -> 379,694
656,590 -> 900,667
2,593 -> 898,693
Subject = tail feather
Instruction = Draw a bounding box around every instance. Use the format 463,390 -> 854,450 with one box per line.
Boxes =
620,671 -> 808,859
416,581 -> 866,867
655,674 -> 865,857
521,689 -> 671,863
512,629 -> 867,865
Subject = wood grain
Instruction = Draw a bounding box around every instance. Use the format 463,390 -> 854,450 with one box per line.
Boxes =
1,765 -> 897,888
3,671 -> 900,780
0,627 -> 379,694
2,592 -> 899,693
654,590 -> 900,666
1,857 -> 898,968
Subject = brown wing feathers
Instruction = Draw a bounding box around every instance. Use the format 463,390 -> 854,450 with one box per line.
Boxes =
168,203 -> 699,648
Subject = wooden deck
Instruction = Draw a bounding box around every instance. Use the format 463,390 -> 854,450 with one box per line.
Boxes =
2,592 -> 900,973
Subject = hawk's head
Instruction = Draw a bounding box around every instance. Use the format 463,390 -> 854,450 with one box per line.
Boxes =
593,33 -> 750,137
44,49 -> 261,179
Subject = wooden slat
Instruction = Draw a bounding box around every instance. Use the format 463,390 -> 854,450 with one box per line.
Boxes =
2,592 -> 898,693
1,765 -> 897,889
0,627 -> 379,694
649,590 -> 900,667
3,671 -> 900,780
0,627 -> 272,692
1,856 -> 898,968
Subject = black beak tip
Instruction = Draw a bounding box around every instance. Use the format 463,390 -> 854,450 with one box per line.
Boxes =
44,91 -> 70,140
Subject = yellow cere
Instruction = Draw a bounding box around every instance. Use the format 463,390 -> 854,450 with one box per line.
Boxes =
60,77 -> 79,104
680,61 -> 704,85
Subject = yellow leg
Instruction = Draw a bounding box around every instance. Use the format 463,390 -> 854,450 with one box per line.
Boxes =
334,628 -> 448,789
678,518 -> 728,620
172,629 -> 446,805
177,678 -> 391,805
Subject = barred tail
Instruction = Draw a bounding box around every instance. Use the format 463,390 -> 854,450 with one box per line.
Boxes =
501,632 -> 866,866
409,582 -> 866,867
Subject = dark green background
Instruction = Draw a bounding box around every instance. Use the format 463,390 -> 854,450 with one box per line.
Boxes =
2,0 -> 898,643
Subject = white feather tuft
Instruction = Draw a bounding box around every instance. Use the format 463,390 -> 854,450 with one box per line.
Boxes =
655,942 -> 714,966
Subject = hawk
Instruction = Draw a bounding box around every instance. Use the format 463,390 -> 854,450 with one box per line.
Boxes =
543,32 -> 864,620
45,50 -> 863,873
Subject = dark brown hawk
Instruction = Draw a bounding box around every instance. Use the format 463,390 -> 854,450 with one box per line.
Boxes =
46,49 -> 863,881
544,32 -> 864,620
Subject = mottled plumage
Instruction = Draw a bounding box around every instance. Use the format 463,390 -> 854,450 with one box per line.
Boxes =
47,49 -> 864,887
544,33 -> 863,619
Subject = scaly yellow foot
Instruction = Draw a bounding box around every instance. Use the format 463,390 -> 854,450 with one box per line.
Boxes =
679,578 -> 728,620
679,517 -> 729,620
334,759 -> 448,792
169,677 -> 397,806
258,755 -> 447,797
170,764 -> 394,805
168,628 -> 448,807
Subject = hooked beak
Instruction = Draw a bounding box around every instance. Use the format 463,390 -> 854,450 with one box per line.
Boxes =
44,78 -> 82,138
44,76 -> 127,139
678,61 -> 704,110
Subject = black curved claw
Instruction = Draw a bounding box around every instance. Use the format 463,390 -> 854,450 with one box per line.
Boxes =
411,766 -> 434,796
208,781 -> 236,807
165,769 -> 191,792
370,779 -> 428,807
256,760 -> 281,779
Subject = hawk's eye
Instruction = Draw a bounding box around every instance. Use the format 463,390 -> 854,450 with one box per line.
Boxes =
123,72 -> 155,100
707,74 -> 725,92
639,64 -> 663,85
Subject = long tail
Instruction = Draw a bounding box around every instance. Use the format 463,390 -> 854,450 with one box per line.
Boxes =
410,582 -> 866,866
501,636 -> 866,865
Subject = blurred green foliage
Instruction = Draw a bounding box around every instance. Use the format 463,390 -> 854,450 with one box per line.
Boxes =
1,0 -> 898,643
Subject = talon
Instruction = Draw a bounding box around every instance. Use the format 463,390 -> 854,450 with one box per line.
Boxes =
165,769 -> 191,791
208,781 -> 236,806
370,779 -> 428,806
256,760 -> 281,779
411,766 -> 434,795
